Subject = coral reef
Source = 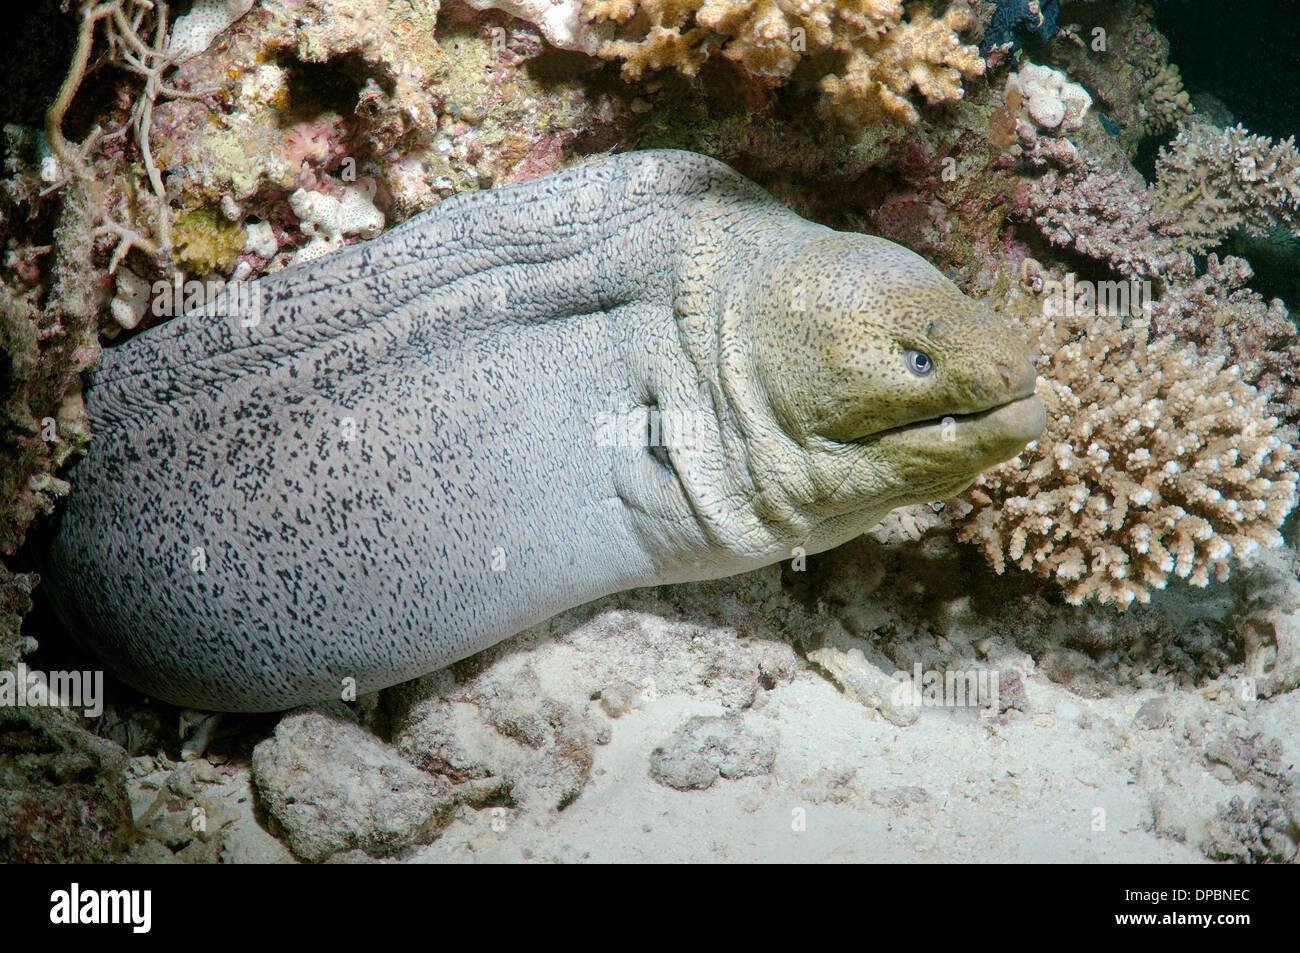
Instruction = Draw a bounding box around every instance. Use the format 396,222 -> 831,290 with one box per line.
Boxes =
963,16 -> 1300,614
1153,122 -> 1300,255
2,0 -> 1299,864
1149,254 -> 1300,426
581,0 -> 985,125
954,303 -> 1298,607
1019,132 -> 1300,427
1027,0 -> 1188,156
1,134 -> 98,662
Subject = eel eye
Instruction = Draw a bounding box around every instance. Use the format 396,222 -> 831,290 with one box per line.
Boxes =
904,349 -> 934,377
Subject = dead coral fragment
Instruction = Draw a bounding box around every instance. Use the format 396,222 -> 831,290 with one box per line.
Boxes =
955,306 -> 1298,608
582,0 -> 983,124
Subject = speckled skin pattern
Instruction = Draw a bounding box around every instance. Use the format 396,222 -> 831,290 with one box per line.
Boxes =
42,150 -> 1045,712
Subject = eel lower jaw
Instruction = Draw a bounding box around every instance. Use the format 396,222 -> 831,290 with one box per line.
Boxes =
858,393 -> 1047,451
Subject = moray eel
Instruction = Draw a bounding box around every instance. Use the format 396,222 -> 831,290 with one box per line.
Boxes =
41,150 -> 1045,712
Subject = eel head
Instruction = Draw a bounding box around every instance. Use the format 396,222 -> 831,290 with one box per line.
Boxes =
724,229 -> 1045,538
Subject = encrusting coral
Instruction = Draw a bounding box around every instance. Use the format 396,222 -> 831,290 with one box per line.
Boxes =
953,301 -> 1298,608
581,0 -> 985,125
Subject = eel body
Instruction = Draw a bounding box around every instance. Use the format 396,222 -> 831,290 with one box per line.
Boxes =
41,150 -> 1045,712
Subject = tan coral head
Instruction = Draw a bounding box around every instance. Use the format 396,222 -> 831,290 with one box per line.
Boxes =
737,230 -> 1045,515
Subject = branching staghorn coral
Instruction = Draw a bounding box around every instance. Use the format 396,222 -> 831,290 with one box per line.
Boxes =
581,0 -> 984,125
1141,62 -> 1190,136
954,303 -> 1298,608
1023,150 -> 1194,281
1025,124 -> 1300,279
1153,122 -> 1300,255
1148,254 -> 1300,426
1020,133 -> 1300,427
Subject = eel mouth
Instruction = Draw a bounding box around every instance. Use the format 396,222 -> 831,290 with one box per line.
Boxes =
858,393 -> 1047,447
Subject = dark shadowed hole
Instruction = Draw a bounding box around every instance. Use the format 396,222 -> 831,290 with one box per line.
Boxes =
276,53 -> 364,125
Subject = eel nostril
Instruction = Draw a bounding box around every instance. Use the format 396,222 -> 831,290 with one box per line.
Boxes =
998,364 -> 1013,388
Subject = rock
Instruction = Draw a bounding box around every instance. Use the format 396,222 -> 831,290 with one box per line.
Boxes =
996,669 -> 1029,713
808,644 -> 919,726
1202,730 -> 1289,790
251,711 -> 455,862
1041,650 -> 1114,699
1202,795 -> 1299,863
395,671 -> 597,811
0,706 -> 132,862
648,715 -> 777,791
1133,697 -> 1169,730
